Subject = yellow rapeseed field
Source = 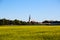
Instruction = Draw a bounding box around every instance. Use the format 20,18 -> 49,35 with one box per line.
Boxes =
0,25 -> 60,40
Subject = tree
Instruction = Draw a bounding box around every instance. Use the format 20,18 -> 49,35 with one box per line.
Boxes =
13,19 -> 21,25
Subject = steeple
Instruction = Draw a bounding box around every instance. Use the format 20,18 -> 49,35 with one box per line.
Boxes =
29,15 -> 31,22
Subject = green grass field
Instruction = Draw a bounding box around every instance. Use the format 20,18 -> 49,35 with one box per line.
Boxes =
0,25 -> 60,40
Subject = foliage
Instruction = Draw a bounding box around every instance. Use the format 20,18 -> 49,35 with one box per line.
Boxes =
0,18 -> 39,25
0,18 -> 60,25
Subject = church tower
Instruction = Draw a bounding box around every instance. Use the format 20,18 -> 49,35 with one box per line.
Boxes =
29,15 -> 31,22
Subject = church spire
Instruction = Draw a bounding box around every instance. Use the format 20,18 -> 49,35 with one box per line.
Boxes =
29,15 -> 31,22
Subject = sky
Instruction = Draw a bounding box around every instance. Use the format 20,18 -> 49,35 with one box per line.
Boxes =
0,0 -> 60,22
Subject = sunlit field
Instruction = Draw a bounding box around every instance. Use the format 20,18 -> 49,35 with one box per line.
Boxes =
0,25 -> 60,40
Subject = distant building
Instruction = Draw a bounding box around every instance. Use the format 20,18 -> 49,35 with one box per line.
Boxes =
28,15 -> 31,22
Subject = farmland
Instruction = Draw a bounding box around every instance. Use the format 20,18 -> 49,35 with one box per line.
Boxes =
0,25 -> 60,40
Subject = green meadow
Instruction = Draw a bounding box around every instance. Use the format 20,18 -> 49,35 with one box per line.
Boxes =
0,25 -> 60,40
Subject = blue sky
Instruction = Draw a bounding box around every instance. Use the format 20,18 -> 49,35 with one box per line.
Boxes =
0,0 -> 60,22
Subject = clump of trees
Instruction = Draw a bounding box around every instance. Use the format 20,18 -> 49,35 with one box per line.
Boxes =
0,18 -> 39,25
42,20 -> 60,25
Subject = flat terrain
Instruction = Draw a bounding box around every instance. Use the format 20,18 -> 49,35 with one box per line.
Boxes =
0,25 -> 60,40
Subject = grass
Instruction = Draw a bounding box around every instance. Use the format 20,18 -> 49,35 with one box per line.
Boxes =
0,25 -> 60,40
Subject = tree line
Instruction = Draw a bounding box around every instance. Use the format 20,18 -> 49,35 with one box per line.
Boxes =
0,18 -> 60,25
42,20 -> 60,25
0,18 -> 39,25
